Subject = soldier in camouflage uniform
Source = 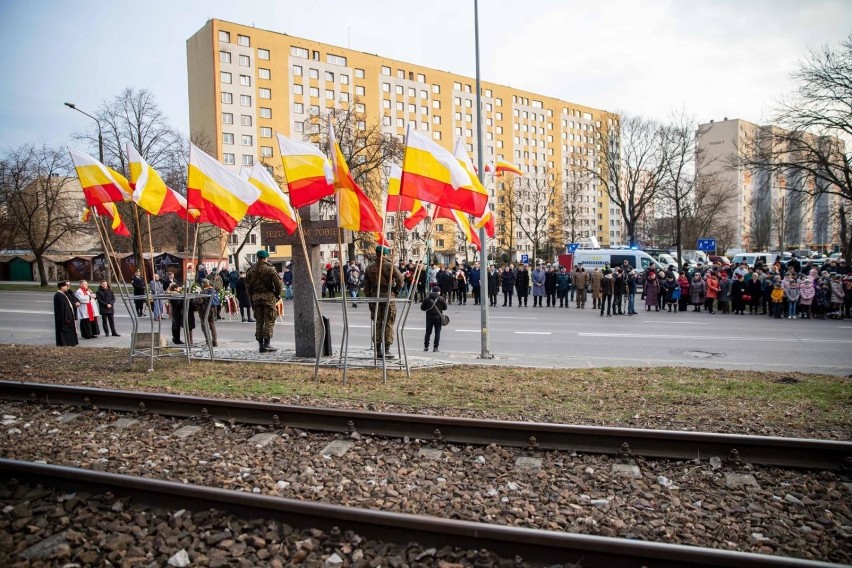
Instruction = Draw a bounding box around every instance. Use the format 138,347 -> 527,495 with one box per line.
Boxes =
246,249 -> 282,353
363,245 -> 404,359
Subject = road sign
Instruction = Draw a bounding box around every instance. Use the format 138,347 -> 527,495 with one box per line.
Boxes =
567,243 -> 580,254
697,238 -> 717,252
520,254 -> 529,264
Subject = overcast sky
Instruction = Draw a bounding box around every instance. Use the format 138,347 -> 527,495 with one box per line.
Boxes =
1,0 -> 850,150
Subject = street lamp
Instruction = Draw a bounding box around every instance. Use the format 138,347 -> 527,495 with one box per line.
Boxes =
64,102 -> 104,163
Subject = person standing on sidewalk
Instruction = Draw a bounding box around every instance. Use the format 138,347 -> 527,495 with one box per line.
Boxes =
246,249 -> 282,353
96,280 -> 120,337
421,285 -> 448,352
53,281 -> 78,346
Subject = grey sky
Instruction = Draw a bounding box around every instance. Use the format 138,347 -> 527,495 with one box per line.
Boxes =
1,0 -> 849,151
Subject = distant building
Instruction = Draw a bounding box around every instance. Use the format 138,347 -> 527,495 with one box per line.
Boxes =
186,19 -> 620,264
697,118 -> 840,253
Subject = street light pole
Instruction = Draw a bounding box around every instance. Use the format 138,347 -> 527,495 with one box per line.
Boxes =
474,0 -> 492,359
65,102 -> 104,163
65,101 -> 110,283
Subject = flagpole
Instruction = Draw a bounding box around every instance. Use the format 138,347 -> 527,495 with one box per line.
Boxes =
474,0 -> 493,359
145,213 -> 158,371
337,226 -> 350,384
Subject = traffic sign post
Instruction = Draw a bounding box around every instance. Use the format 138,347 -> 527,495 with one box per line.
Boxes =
567,243 -> 580,254
520,253 -> 529,264
697,238 -> 717,252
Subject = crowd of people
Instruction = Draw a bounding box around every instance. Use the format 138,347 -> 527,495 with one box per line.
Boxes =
334,255 -> 852,321
53,251 -> 850,350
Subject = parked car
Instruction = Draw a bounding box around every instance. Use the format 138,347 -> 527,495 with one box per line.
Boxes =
709,255 -> 731,265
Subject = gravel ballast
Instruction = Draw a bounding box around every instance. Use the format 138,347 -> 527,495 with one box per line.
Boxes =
1,402 -> 850,564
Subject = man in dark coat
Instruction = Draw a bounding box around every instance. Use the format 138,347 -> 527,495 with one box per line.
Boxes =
420,285 -> 448,352
53,281 -> 78,346
131,270 -> 146,316
96,280 -> 120,336
544,264 -> 557,307
486,264 -> 500,306
235,271 -> 253,322
515,263 -> 530,307
469,262 -> 481,305
501,266 -> 515,306
246,249 -> 282,352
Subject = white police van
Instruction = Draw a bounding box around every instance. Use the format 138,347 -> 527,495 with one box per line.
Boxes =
572,249 -> 669,275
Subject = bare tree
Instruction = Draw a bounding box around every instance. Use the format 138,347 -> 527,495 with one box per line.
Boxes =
495,174 -> 519,262
511,170 -> 561,262
71,88 -> 197,265
737,34 -> 852,260
562,169 -> 594,245
583,114 -> 670,247
0,144 -> 89,285
307,100 -> 405,260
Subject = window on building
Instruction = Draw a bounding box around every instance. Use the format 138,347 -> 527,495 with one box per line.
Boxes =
417,73 -> 426,83
383,99 -> 391,109
453,82 -> 461,91
241,115 -> 252,126
219,51 -> 231,63
293,102 -> 304,114
294,121 -> 304,132
496,126 -> 503,134
256,87 -> 269,99
219,30 -> 230,42
382,116 -> 391,126
309,104 -> 320,115
327,54 -> 347,66
307,68 -> 318,79
221,112 -> 233,124
242,134 -> 253,146
357,120 -> 366,130
239,54 -> 250,67
257,48 -> 269,60
223,132 -> 234,144
381,66 -> 391,76
432,100 -> 441,109
293,65 -> 302,76
242,155 -> 253,166
407,103 -> 415,113
325,71 -> 334,82
309,87 -> 319,97
220,71 -> 232,84
421,106 -> 428,115
260,146 -> 273,158
325,89 -> 334,100
340,74 -> 349,84
258,68 -> 270,80
259,107 -> 271,118
432,115 -> 441,124
355,68 -> 365,78
221,92 -> 233,104
396,68 -> 405,79
223,153 -> 235,164
406,87 -> 415,97
339,92 -> 349,102
455,127 -> 462,136
293,84 -> 303,95
291,46 -> 308,58
240,94 -> 251,106
240,74 -> 251,87
382,82 -> 390,92
396,85 -> 404,95
432,84 -> 440,94
237,34 -> 250,47
397,118 -> 405,127
355,102 -> 365,113
260,126 -> 272,138
453,96 -> 461,106
355,85 -> 365,96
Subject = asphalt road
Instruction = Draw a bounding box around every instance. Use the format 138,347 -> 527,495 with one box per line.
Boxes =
2,290 -> 851,375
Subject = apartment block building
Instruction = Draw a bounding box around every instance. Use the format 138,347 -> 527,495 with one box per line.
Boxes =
187,19 -> 620,265
697,118 -> 839,253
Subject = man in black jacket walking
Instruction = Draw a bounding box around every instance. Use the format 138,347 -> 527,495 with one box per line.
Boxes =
421,286 -> 448,352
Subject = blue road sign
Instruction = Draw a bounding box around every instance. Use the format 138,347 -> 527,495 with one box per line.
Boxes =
520,254 -> 529,264
697,238 -> 717,251
567,243 -> 580,254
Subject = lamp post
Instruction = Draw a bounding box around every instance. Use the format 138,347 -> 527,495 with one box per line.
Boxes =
64,102 -> 104,163
65,101 -> 110,283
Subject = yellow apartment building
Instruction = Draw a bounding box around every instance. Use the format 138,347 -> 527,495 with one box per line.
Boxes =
187,19 -> 620,265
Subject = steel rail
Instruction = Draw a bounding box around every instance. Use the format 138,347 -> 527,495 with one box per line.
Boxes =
0,459 -> 840,568
1,381 -> 849,471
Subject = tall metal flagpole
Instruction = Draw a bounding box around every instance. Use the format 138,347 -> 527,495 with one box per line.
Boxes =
474,0 -> 492,359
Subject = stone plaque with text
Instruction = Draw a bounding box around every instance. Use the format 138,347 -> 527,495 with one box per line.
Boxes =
261,220 -> 352,246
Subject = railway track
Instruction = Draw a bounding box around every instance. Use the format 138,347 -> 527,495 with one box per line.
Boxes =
0,459 -> 842,568
1,381 -> 849,470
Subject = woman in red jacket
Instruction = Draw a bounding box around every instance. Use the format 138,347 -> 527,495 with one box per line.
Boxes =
677,271 -> 690,312
704,272 -> 720,314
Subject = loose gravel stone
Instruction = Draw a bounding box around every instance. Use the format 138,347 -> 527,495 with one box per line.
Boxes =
0,401 -> 849,564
